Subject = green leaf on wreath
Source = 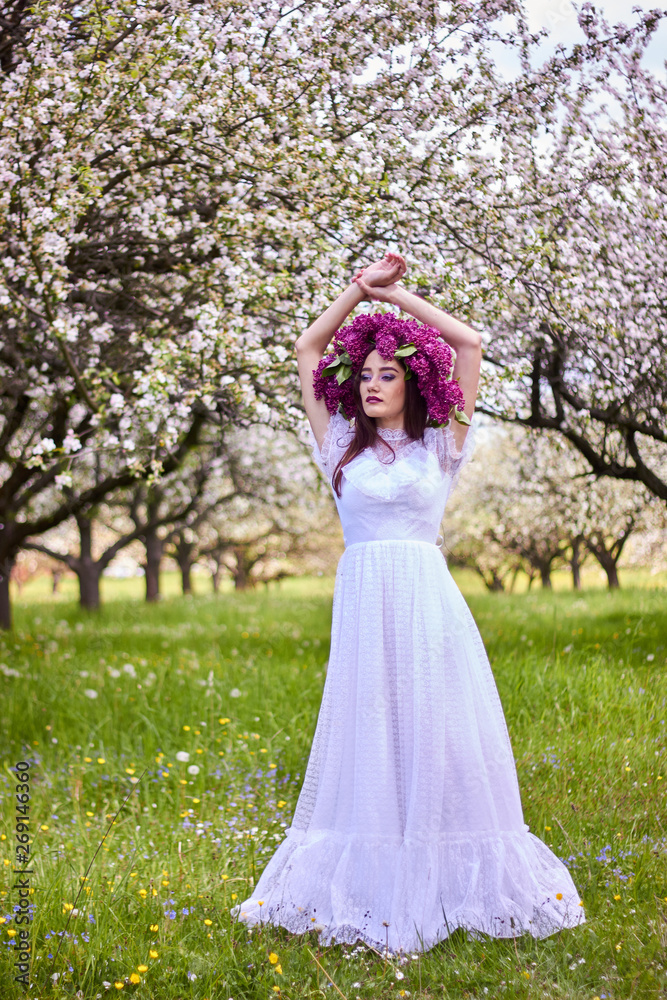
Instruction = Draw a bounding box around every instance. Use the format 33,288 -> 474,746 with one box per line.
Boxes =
453,408 -> 471,426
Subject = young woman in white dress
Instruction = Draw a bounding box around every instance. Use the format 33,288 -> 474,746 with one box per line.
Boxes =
232,253 -> 586,953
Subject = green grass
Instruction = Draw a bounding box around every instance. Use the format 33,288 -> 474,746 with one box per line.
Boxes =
1,578 -> 666,999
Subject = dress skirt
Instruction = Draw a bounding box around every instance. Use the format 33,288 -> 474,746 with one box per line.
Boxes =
232,539 -> 585,953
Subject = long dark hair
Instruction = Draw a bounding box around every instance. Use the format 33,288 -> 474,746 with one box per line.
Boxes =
331,349 -> 429,498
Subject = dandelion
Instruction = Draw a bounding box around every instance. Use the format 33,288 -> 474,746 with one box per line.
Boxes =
97,757 -> 105,764
122,663 -> 137,678
84,689 -> 98,699
149,950 -> 158,958
7,929 -> 16,937
187,765 -> 200,775
275,964 -> 283,975
130,973 -> 141,984
183,725 -> 191,731
230,688 -> 242,698
137,965 -> 148,972
204,919 -> 212,926
614,894 -> 621,900
176,751 -> 190,763
269,953 -> 279,964
41,824 -> 49,832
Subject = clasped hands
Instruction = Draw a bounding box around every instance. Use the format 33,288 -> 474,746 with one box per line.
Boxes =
353,252 -> 407,302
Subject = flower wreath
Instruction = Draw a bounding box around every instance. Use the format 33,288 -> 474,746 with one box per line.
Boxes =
312,312 -> 469,427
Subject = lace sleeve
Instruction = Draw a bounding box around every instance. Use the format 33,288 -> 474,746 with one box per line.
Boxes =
424,418 -> 476,492
307,410 -> 354,483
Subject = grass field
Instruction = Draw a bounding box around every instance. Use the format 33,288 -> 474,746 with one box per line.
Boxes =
1,575 -> 665,999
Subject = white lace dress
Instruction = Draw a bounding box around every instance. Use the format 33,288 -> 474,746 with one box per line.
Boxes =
232,412 -> 585,953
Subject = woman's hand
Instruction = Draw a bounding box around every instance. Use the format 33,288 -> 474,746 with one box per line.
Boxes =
353,251 -> 406,289
353,271 -> 400,303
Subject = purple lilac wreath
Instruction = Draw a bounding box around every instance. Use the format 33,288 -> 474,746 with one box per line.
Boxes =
312,312 -> 468,427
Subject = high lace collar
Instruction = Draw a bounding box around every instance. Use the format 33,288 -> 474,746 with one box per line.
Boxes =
375,425 -> 410,440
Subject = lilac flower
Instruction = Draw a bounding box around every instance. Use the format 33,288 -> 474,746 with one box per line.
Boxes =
312,313 -> 465,425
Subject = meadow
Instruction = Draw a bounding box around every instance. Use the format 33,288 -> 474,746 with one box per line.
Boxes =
0,573 -> 665,999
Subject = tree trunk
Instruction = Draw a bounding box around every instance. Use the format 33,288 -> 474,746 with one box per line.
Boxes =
540,564 -> 552,589
0,553 -> 14,630
486,571 -> 505,592
597,552 -> 620,589
78,563 -> 101,610
76,513 -> 101,610
52,568 -> 64,594
180,560 -> 192,595
233,546 -> 253,590
570,536 -> 582,591
174,539 -> 195,595
586,539 -> 622,590
144,528 -> 163,602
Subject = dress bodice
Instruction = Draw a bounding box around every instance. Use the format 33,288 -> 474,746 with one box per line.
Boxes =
308,411 -> 475,548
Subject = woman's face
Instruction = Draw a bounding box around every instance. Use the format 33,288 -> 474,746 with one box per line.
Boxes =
359,349 -> 406,427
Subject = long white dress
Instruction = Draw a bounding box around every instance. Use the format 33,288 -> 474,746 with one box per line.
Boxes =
232,412 -> 585,953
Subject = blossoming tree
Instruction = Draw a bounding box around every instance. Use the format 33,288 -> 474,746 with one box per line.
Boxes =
2,0 -> 664,630
0,0 -> 553,627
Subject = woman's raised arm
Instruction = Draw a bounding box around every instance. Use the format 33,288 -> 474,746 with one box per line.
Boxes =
295,253 -> 406,450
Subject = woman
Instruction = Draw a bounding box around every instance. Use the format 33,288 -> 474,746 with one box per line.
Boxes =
232,253 -> 585,953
